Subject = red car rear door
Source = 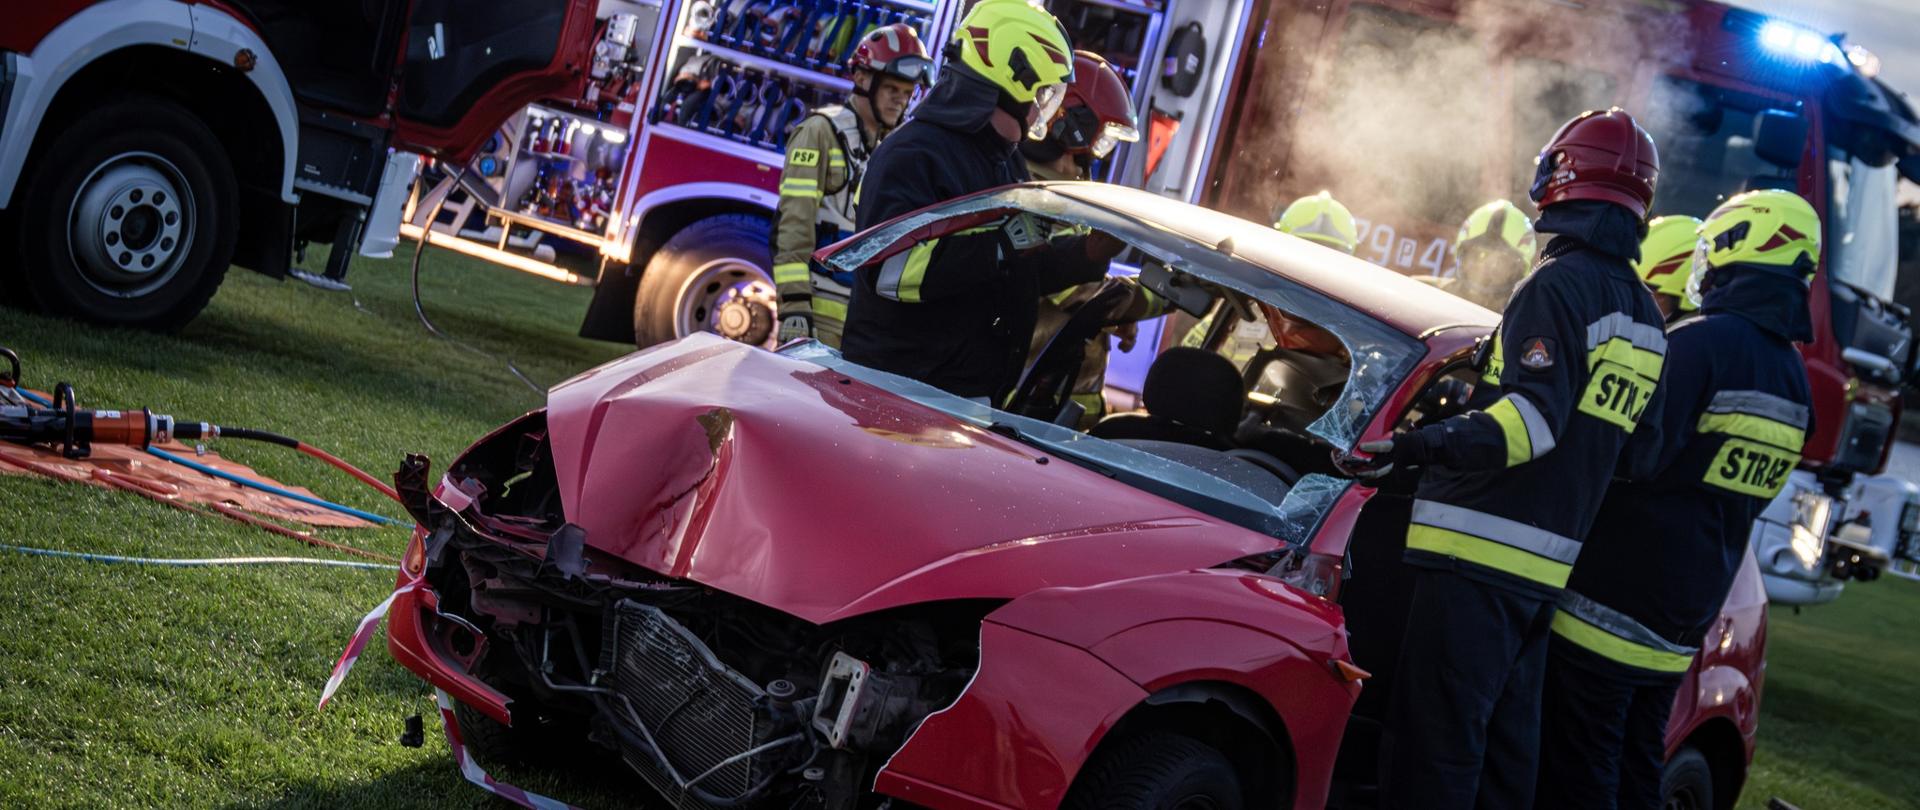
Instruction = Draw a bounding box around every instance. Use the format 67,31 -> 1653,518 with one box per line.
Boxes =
390,0 -> 596,161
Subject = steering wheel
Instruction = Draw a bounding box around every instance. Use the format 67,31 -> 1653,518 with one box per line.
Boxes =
1006,278 -> 1137,421
1226,448 -> 1300,486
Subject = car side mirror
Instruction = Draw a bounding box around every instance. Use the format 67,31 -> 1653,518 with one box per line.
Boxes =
1754,109 -> 1809,169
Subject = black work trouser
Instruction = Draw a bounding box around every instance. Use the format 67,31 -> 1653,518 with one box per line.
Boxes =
1380,569 -> 1557,810
1535,638 -> 1683,810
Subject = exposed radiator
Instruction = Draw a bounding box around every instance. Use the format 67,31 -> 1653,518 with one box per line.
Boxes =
604,600 -> 769,809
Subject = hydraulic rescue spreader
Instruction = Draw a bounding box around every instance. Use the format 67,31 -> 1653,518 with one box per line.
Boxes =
0,347 -> 402,505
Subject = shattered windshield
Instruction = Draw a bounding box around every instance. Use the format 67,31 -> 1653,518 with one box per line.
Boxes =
821,186 -> 1426,449
1270,474 -> 1355,545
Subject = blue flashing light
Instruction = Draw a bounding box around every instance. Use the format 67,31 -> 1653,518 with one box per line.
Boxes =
1757,19 -> 1845,66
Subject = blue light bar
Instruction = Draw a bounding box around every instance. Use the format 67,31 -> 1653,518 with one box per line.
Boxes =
1757,19 -> 1845,66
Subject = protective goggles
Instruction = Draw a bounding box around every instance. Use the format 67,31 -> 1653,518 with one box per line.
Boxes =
1027,83 -> 1069,141
1686,238 -> 1710,309
1050,107 -> 1141,159
882,56 -> 934,86
1090,120 -> 1140,159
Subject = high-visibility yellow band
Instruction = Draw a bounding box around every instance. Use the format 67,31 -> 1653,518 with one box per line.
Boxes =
1704,438 -> 1799,498
1551,611 -> 1695,673
1140,289 -> 1170,317
1486,397 -> 1532,468
898,243 -> 932,302
876,240 -> 938,303
813,296 -> 847,323
1697,413 -> 1806,452
1406,525 -> 1572,589
1578,360 -> 1657,432
1483,332 -> 1505,385
1588,337 -> 1666,379
773,262 -> 810,286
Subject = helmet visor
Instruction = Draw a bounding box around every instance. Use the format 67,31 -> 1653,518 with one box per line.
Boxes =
886,56 -> 934,86
1685,238 -> 1710,309
1028,83 -> 1069,140
1090,121 -> 1141,158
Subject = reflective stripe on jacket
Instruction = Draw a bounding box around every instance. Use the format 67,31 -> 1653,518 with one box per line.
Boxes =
1552,591 -> 1698,674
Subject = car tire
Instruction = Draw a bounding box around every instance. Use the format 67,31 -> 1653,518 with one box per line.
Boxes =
632,214 -> 775,348
1660,745 -> 1714,810
1065,732 -> 1245,810
7,97 -> 237,331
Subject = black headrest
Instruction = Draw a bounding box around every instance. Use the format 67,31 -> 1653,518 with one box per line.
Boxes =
1142,347 -> 1246,439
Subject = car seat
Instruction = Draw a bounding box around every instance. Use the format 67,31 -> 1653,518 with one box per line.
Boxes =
1091,347 -> 1245,450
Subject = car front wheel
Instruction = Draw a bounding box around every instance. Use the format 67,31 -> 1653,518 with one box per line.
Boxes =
1065,731 -> 1245,810
1660,745 -> 1714,810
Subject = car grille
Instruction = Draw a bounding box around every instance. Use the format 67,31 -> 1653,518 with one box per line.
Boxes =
605,600 -> 767,810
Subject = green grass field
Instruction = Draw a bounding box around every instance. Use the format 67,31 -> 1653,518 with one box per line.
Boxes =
1740,578 -> 1920,810
0,249 -> 1915,808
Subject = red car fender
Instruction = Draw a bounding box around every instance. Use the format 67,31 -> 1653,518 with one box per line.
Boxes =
1664,552 -> 1769,764
387,582 -> 515,726
875,621 -> 1148,810
1087,620 -> 1353,809
879,570 -> 1357,810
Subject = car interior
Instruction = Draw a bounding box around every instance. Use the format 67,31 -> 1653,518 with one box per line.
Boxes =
988,216 -> 1494,805
1008,246 -> 1366,507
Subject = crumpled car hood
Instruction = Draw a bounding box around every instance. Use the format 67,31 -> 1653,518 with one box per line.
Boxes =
543,335 -> 1279,624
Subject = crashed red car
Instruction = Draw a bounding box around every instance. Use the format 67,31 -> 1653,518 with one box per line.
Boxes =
387,184 -> 1766,810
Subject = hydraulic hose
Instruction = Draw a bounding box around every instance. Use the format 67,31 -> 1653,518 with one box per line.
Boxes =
144,446 -> 402,526
411,165 -> 545,396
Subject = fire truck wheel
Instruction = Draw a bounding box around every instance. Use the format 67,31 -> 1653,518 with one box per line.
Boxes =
7,97 -> 237,331
1659,745 -> 1714,810
634,214 -> 775,348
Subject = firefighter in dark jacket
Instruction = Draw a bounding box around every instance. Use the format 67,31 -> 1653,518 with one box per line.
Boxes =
1339,109 -> 1668,810
840,0 -> 1125,401
1535,190 -> 1819,810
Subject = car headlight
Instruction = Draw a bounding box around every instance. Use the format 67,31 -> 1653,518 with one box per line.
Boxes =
1788,489 -> 1834,571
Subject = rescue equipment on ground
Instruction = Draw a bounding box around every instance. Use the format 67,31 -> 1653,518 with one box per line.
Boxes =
0,348 -> 410,558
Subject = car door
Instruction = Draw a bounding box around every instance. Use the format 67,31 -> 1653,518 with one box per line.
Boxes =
391,0 -> 597,161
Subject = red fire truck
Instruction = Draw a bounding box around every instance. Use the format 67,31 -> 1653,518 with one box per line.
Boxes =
0,0 -> 598,329
415,0 -> 1920,603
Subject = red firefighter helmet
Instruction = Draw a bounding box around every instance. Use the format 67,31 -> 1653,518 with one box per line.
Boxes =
848,23 -> 934,86
1528,107 -> 1660,220
1047,51 -> 1140,158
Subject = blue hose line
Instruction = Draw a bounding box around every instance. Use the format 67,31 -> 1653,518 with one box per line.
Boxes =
0,543 -> 396,571
143,446 -> 403,526
9,387 -> 399,526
